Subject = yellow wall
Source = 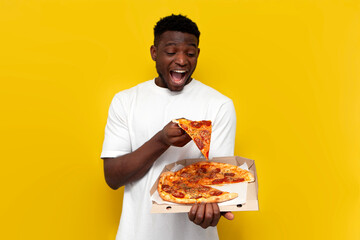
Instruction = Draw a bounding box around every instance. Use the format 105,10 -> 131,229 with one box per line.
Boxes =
1,0 -> 359,239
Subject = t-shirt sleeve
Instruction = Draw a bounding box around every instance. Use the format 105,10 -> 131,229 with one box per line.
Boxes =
101,95 -> 132,158
209,100 -> 236,158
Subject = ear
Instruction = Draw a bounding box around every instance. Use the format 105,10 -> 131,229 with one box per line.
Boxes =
150,45 -> 157,61
197,48 -> 200,57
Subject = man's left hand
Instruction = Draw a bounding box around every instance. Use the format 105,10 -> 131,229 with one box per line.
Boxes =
188,203 -> 234,229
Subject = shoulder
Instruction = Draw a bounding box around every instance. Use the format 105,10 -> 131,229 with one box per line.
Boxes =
190,80 -> 233,104
113,80 -> 153,101
107,80 -> 154,116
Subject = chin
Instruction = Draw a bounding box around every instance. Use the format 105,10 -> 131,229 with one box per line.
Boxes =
170,77 -> 192,91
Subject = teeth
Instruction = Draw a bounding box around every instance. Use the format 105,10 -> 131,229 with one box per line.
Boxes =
173,70 -> 186,73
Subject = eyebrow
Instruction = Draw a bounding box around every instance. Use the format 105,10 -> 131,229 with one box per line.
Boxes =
164,42 -> 197,48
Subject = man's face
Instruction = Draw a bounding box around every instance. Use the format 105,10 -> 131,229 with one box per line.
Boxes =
150,31 -> 200,91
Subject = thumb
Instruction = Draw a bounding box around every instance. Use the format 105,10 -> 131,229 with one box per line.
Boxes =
221,212 -> 234,220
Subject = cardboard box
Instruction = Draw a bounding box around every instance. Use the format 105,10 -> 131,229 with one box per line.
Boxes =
150,156 -> 259,213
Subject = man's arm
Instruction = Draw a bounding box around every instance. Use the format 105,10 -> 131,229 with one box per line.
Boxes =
103,121 -> 191,190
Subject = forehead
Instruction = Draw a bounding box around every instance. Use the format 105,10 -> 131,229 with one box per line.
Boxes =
157,31 -> 198,47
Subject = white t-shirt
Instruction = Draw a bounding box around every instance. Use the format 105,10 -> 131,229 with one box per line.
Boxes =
101,79 -> 236,240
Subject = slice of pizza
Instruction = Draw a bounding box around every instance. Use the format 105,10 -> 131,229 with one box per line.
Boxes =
173,118 -> 212,160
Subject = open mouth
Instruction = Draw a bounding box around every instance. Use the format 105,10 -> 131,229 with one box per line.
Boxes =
170,70 -> 188,86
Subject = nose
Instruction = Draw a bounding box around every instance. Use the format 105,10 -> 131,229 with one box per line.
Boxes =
174,53 -> 187,66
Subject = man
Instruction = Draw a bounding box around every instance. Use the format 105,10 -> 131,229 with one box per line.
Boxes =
101,14 -> 236,240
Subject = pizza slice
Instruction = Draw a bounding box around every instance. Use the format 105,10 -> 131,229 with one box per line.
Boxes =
173,118 -> 212,160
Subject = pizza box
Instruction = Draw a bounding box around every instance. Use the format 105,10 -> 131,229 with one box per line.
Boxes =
150,156 -> 259,213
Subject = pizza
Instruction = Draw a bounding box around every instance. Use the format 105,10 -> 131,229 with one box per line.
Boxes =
172,118 -> 212,160
157,161 -> 254,204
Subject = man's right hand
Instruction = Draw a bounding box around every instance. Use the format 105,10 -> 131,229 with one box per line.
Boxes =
160,121 -> 192,147
103,121 -> 192,189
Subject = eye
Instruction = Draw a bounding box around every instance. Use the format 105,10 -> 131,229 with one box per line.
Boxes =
166,52 -> 175,56
187,52 -> 196,57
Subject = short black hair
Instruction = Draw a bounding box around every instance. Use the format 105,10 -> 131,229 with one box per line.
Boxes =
153,14 -> 200,46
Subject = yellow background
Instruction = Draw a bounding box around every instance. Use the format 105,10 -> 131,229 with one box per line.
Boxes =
1,0 -> 359,239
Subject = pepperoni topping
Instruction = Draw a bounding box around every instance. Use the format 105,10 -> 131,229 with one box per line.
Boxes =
231,178 -> 245,183
224,177 -> 245,183
212,168 -> 221,173
194,137 -> 204,150
212,178 -> 225,184
172,191 -> 185,198
201,120 -> 211,126
209,190 -> 223,196
162,185 -> 172,193
190,121 -> 203,128
224,173 -> 235,177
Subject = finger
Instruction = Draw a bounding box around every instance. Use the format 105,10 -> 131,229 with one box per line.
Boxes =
169,121 -> 178,127
167,126 -> 187,137
175,133 -> 191,142
221,211 -> 235,220
171,134 -> 192,147
188,204 -> 198,222
210,203 -> 221,226
201,203 -> 214,229
193,203 -> 206,225
170,122 -> 188,135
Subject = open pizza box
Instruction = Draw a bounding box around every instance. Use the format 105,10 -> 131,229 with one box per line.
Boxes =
150,156 -> 259,213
